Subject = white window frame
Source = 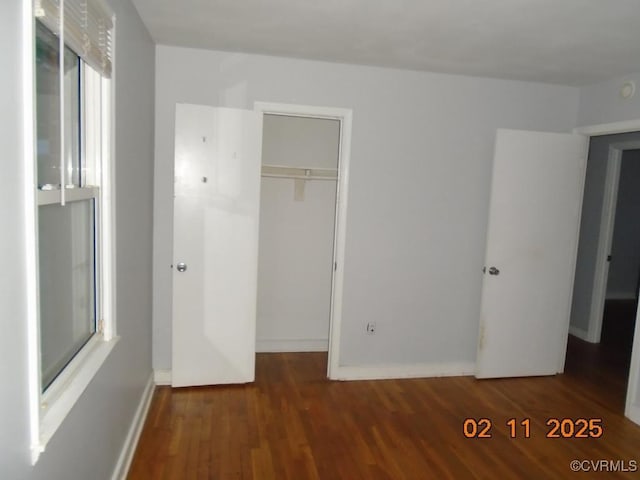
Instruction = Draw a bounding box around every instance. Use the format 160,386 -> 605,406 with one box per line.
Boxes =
24,0 -> 117,464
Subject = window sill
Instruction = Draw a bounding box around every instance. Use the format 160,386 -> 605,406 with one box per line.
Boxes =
32,334 -> 120,464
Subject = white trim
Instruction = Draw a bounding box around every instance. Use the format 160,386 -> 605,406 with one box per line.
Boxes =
574,119 -> 640,136
111,373 -> 155,480
331,362 -> 476,381
588,147 -> 621,343
254,102 -> 351,120
23,0 -> 43,465
256,338 -> 329,353
59,0 -> 66,206
626,301 -> 640,424
253,102 -> 352,381
569,325 -> 590,342
101,72 -> 116,340
156,360 -> 475,382
627,404 -> 640,426
153,369 -> 172,385
39,336 -> 119,449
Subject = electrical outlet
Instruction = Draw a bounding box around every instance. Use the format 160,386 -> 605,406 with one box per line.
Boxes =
366,322 -> 376,334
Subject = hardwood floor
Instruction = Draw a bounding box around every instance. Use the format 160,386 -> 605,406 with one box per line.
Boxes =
129,311 -> 640,479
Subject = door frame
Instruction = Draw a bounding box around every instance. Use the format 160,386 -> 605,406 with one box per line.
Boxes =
573,119 -> 640,425
254,101 -> 352,380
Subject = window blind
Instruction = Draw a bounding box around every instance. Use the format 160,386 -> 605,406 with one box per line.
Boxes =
35,0 -> 113,77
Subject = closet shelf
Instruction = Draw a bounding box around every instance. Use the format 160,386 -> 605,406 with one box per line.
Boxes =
261,164 -> 337,181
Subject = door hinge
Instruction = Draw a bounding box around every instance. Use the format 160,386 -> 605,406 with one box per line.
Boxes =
607,255 -> 612,262
334,262 -> 337,271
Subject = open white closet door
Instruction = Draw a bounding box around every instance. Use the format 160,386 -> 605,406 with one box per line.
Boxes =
172,104 -> 263,387
476,129 -> 588,379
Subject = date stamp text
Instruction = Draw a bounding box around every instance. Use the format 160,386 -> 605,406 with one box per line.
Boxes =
462,417 -> 604,439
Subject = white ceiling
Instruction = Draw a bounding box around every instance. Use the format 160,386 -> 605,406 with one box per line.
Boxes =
131,0 -> 640,86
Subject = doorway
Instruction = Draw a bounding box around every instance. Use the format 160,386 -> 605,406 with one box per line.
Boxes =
598,150 -> 640,389
569,130 -> 640,421
256,113 -> 339,362
254,102 -> 352,379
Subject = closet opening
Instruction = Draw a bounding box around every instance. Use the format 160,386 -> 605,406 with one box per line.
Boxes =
254,103 -> 352,379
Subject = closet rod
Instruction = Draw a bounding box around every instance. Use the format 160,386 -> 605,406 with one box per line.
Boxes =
261,164 -> 337,181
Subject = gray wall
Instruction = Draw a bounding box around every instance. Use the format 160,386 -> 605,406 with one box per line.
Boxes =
152,45 -> 580,370
0,0 -> 155,478
607,149 -> 640,299
257,115 -> 339,351
578,72 -> 640,127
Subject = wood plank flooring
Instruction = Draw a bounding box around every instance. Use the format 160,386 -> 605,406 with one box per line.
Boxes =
129,307 -> 640,479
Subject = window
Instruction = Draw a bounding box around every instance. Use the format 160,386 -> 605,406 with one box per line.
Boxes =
29,0 -> 115,461
36,20 -> 98,392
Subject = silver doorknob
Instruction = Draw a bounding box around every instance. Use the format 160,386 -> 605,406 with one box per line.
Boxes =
176,262 -> 187,272
488,266 -> 500,275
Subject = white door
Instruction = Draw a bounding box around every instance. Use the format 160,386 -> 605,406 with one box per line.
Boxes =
476,129 -> 588,379
172,104 -> 263,387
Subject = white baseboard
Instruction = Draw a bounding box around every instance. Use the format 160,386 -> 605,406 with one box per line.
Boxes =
111,372 -> 155,480
256,338 -> 328,352
330,361 -> 476,381
154,360 -> 474,384
626,404 -> 640,427
569,325 -> 590,342
154,369 -> 172,385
